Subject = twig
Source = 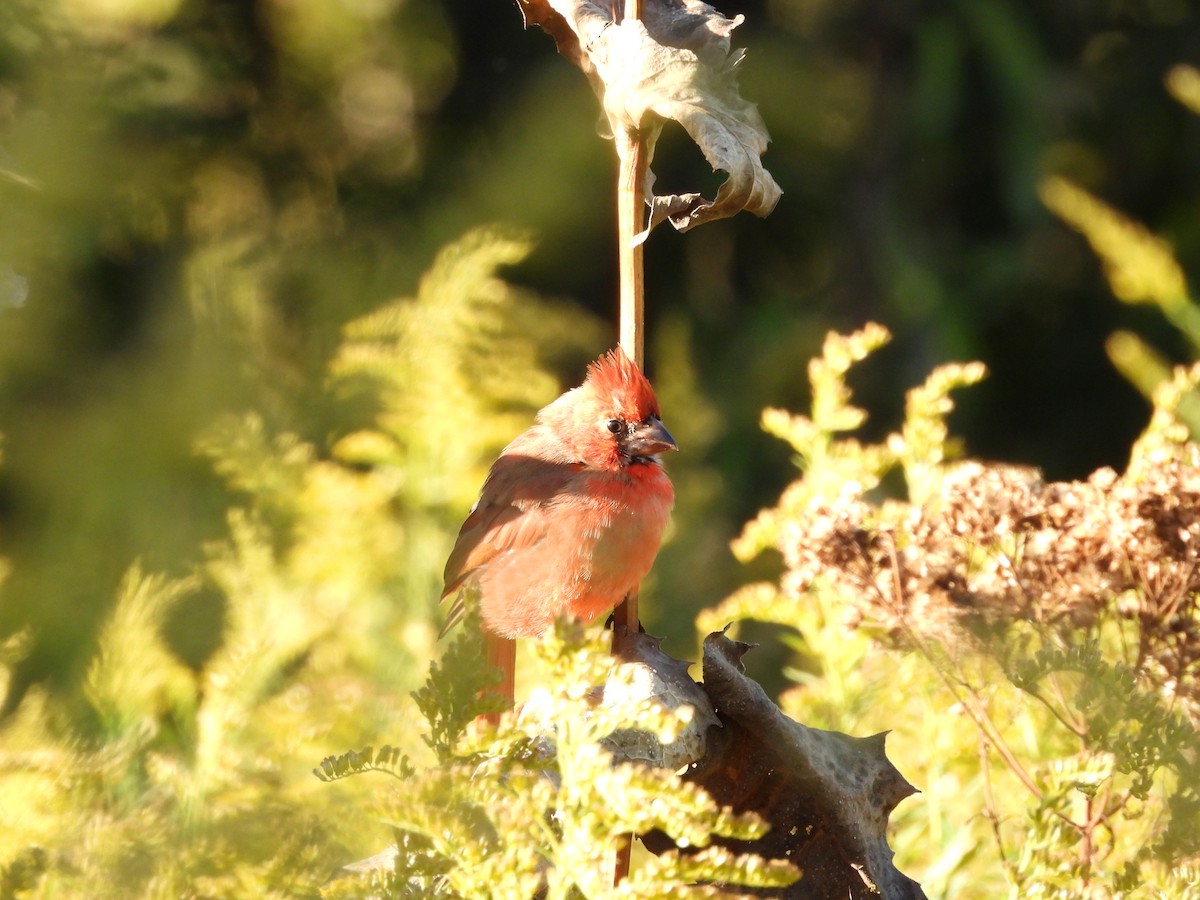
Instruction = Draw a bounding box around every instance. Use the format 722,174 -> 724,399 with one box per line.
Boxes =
613,8 -> 647,887
978,739 -> 1014,878
611,0 -> 649,656
617,132 -> 648,371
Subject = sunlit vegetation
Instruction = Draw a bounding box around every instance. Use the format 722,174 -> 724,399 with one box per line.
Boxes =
2,0 -> 1200,896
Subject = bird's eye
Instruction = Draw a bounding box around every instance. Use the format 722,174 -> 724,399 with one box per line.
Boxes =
606,419 -> 624,435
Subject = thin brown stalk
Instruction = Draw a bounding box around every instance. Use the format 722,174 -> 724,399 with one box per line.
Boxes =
612,127 -> 648,648
613,1 -> 648,884
616,130 -> 647,370
611,0 -> 650,642
978,739 -> 1014,879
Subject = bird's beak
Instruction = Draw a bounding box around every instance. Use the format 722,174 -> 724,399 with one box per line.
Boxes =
625,416 -> 678,457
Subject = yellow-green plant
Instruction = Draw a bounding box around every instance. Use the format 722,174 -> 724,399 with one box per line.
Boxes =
1038,63 -> 1200,437
0,562 -> 368,898
327,225 -> 603,619
318,620 -> 798,899
0,229 -> 603,897
713,324 -> 1200,898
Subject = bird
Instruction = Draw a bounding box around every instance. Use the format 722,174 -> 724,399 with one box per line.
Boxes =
440,348 -> 676,699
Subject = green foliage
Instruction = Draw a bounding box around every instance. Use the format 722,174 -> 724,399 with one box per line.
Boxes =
0,228 -> 598,896
1039,81 -> 1200,438
732,323 -> 896,562
328,226 -> 600,499
409,608 -> 506,760
327,226 -> 603,617
0,551 -> 394,897
731,323 -> 987,561
325,622 -> 797,899
719,324 -> 1200,898
83,563 -> 198,739
3,229 -> 1199,894
2,2 -> 1200,897
314,745 -> 414,784
0,225 -> 800,897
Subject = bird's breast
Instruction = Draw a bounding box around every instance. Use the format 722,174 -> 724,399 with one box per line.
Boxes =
561,468 -> 673,578
469,457 -> 674,638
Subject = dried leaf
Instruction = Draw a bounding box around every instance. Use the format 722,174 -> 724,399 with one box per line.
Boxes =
629,628 -> 926,898
518,0 -> 781,235
691,630 -> 925,899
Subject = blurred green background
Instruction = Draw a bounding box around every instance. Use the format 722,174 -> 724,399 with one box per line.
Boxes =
1,0 -> 1198,727
3,1 -> 1200,895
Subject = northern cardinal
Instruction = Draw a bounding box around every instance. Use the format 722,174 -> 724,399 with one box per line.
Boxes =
440,348 -> 676,693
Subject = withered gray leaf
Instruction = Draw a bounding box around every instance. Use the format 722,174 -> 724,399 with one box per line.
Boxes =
628,628 -> 926,897
518,0 -> 781,236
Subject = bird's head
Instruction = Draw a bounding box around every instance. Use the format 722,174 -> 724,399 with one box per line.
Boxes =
541,348 -> 677,470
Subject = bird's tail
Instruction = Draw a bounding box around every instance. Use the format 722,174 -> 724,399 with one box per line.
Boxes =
482,633 -> 516,726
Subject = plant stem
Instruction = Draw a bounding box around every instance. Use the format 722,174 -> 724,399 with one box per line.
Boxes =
617,0 -> 646,369
611,0 -> 649,641
616,130 -> 647,370
613,4 -> 646,886
612,129 -> 648,651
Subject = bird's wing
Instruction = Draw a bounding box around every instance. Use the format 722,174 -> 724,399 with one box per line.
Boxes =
440,444 -> 581,633
442,502 -> 533,595
439,500 -> 545,638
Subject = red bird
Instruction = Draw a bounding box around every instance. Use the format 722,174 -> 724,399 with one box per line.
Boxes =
441,348 -> 676,646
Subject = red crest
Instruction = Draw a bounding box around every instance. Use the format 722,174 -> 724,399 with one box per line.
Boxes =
584,348 -> 661,421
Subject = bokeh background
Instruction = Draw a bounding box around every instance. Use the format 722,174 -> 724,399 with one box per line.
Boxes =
4,0 -> 1198,685
0,0 -> 1199,892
